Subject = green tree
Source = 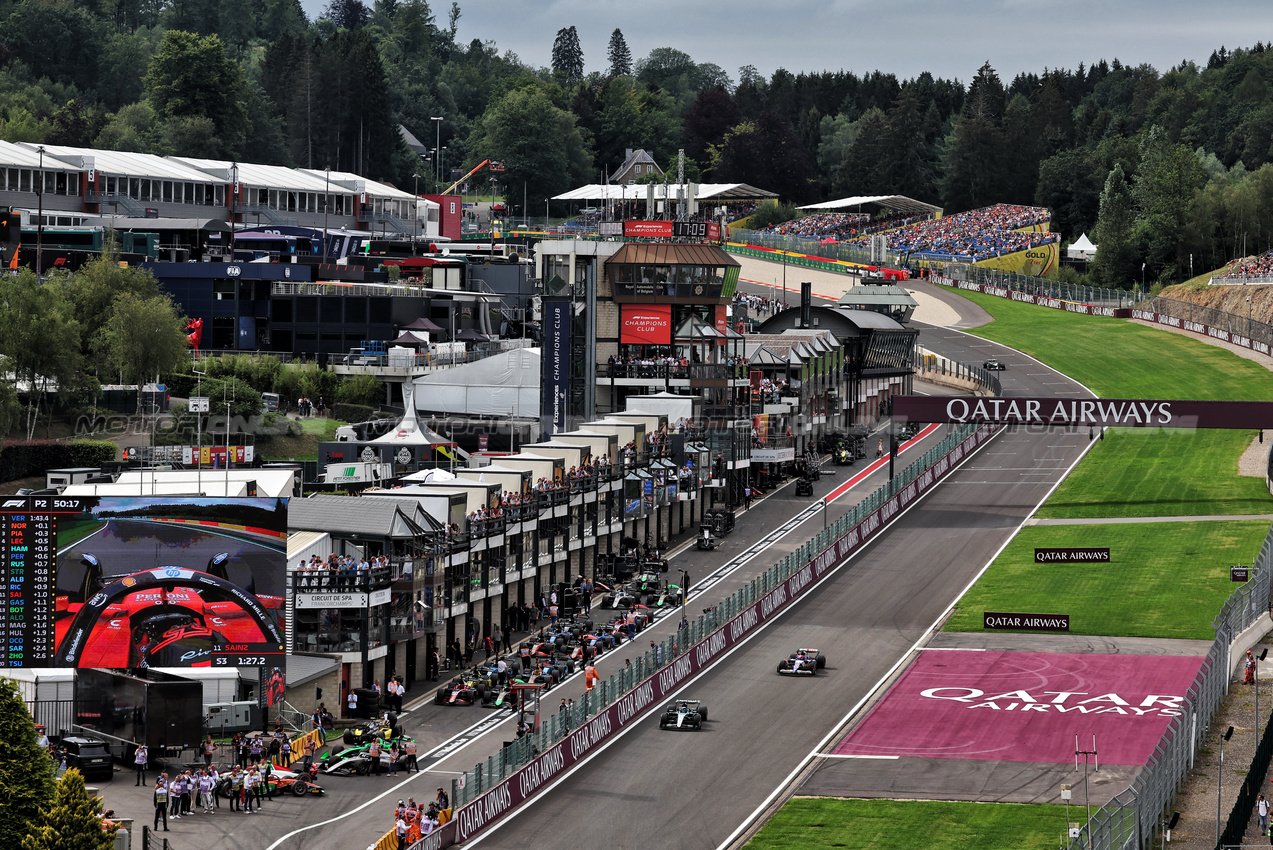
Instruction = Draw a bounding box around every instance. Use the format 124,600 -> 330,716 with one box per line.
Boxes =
0,270 -> 83,439
1091,163 -> 1138,288
551,25 -> 583,83
144,30 -> 245,154
55,249 -> 162,348
0,678 -> 54,848
467,85 -> 592,209
336,372 -> 384,407
93,291 -> 189,408
21,768 -> 115,850
606,28 -> 631,77
939,62 -> 1007,211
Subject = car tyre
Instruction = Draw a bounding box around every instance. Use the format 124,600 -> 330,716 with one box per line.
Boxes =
292,780 -> 308,797
816,656 -> 826,669
698,707 -> 708,721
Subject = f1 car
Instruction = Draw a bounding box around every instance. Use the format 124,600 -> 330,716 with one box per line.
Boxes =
53,552 -> 285,668
658,699 -> 708,730
696,525 -> 718,550
795,477 -> 814,497
343,712 -> 405,745
219,765 -> 320,797
777,648 -> 826,675
983,358 -> 1006,371
319,744 -> 411,775
435,675 -> 489,706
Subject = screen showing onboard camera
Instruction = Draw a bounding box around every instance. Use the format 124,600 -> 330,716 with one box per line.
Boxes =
0,496 -> 287,668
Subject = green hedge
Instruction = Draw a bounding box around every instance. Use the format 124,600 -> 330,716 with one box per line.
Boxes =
331,403 -> 372,423
0,439 -> 117,484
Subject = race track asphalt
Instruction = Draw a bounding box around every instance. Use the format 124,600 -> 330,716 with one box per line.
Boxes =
459,325 -> 1099,848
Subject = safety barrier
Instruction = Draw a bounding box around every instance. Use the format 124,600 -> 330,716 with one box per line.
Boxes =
931,273 -> 1134,317
404,422 -> 999,849
1133,296 -> 1273,359
1071,526 -> 1273,850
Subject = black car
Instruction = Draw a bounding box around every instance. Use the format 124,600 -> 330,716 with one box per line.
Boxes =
60,736 -> 114,781
658,699 -> 708,730
983,359 -> 1006,371
795,477 -> 814,497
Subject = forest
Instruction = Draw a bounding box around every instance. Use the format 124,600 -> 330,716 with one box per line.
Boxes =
3,0 -> 1273,286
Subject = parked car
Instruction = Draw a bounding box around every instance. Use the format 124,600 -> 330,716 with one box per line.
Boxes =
59,736 -> 114,781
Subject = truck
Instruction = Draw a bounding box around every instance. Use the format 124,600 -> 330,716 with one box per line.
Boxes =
152,667 -> 263,734
316,460 -> 393,489
9,669 -> 76,735
74,668 -> 204,760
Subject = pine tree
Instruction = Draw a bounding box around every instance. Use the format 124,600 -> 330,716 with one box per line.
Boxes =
606,28 -> 631,77
0,679 -> 54,849
551,25 -> 584,83
1091,163 -> 1137,288
22,769 -> 115,850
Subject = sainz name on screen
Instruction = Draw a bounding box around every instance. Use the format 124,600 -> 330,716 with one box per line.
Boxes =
49,496 -> 286,668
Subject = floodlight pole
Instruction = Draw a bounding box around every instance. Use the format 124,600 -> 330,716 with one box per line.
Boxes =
1075,735 -> 1097,849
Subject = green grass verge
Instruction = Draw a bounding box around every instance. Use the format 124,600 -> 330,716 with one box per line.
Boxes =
943,520 -> 1270,639
1038,428 -> 1272,518
953,287 -> 1273,401
947,286 -> 1273,517
744,798 -> 1065,850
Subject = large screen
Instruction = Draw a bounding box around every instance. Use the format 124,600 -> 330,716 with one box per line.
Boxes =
0,495 -> 287,668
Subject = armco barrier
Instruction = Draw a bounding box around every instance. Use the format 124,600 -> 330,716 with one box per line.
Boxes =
409,423 -> 1000,849
1132,306 -> 1273,357
932,274 -> 1132,318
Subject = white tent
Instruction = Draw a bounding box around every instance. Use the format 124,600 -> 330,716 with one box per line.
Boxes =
411,348 -> 540,418
371,383 -> 451,445
1067,233 -> 1097,260
625,392 -> 697,423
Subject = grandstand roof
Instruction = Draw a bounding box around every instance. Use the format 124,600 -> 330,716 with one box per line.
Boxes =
798,195 -> 942,218
552,183 -> 777,202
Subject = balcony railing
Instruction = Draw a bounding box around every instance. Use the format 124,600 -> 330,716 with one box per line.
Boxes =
288,564 -> 392,591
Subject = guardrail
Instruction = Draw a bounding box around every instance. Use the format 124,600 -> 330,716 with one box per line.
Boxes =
931,273 -> 1137,316
1072,526 -> 1273,850
407,421 -> 999,849
1134,295 -> 1273,359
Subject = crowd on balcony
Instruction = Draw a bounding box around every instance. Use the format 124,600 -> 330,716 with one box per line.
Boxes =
753,375 -> 791,404
1218,251 -> 1273,279
846,204 -> 1056,261
292,554 -> 392,589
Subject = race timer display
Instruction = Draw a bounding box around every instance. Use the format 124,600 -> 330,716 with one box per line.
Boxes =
0,495 -> 287,668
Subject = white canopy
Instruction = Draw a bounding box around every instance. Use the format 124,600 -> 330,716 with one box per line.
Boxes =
411,348 -> 540,418
797,194 -> 942,218
1067,233 -> 1097,259
625,392 -> 696,423
551,183 -> 777,201
371,383 -> 451,445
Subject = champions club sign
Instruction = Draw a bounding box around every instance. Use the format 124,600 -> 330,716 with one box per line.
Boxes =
892,396 -> 1273,431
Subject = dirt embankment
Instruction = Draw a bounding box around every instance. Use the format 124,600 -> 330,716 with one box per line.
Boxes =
1160,281 -> 1273,324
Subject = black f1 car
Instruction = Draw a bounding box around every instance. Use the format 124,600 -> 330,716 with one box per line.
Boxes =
777,648 -> 826,675
658,699 -> 708,730
343,712 -> 404,744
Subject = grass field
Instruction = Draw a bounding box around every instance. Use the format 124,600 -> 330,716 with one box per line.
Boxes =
744,798 -> 1065,850
257,416 -> 346,461
952,287 -> 1273,401
1038,428 -> 1271,518
942,520 -> 1270,639
946,286 -> 1273,518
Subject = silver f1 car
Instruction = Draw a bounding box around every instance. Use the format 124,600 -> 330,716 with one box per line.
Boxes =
658,699 -> 708,730
777,648 -> 826,675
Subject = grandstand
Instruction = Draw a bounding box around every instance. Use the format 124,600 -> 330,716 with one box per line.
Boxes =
846,203 -> 1057,263
1214,251 -> 1273,283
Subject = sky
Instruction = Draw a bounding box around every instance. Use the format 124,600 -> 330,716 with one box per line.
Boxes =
302,0 -> 1273,85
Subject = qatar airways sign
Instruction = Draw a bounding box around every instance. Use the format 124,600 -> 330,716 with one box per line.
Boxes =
892,395 -> 1273,430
